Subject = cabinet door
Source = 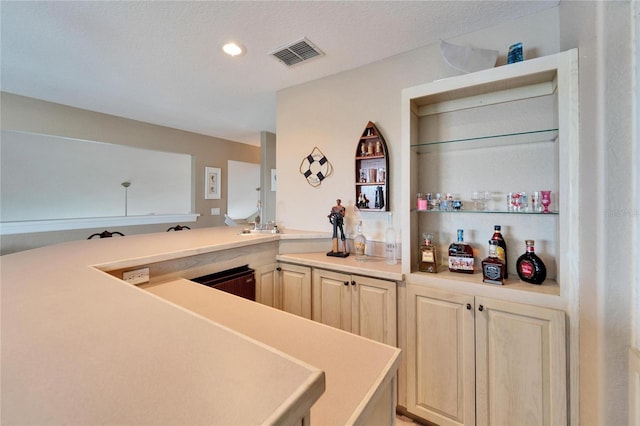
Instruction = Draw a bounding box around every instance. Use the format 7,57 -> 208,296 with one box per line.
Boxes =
352,274 -> 397,346
406,285 -> 475,426
475,297 -> 567,426
278,263 -> 312,319
312,269 -> 352,332
254,263 -> 277,308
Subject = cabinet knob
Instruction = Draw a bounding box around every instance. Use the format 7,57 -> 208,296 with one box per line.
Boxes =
466,303 -> 472,310
344,281 -> 349,286
351,280 -> 356,286
478,305 -> 484,312
276,267 -> 282,272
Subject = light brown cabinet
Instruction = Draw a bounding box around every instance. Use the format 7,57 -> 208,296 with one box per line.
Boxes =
255,262 -> 312,319
312,268 -> 397,346
254,263 -> 277,307
405,284 -> 566,426
278,262 -> 312,319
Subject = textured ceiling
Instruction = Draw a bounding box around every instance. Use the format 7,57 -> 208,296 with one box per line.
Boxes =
1,1 -> 559,146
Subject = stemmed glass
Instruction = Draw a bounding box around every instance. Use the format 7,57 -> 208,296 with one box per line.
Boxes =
540,190 -> 552,213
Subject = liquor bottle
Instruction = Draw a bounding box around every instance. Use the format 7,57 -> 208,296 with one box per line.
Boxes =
448,229 -> 475,274
354,221 -> 367,261
419,233 -> 438,273
482,240 -> 505,285
490,225 -> 508,278
516,240 -> 547,284
385,212 -> 397,265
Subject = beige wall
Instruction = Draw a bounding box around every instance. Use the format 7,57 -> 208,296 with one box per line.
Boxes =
276,8 -> 560,243
260,131 -> 277,224
276,3 -> 636,426
559,2 -> 636,425
0,92 -> 259,254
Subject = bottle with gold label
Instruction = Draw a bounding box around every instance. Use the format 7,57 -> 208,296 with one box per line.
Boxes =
419,233 -> 438,273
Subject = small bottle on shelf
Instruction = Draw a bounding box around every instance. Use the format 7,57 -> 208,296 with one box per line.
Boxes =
482,240 -> 505,285
516,240 -> 547,284
354,221 -> 367,261
385,212 -> 397,265
448,229 -> 475,274
490,225 -> 508,278
419,233 -> 438,273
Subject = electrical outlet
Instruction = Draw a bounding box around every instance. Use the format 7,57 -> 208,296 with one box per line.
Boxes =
211,207 -> 220,215
123,267 -> 150,285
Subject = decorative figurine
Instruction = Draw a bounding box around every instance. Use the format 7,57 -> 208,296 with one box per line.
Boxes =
327,199 -> 349,257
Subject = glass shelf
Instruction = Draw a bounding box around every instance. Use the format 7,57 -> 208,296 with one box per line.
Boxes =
410,128 -> 558,153
413,209 -> 558,215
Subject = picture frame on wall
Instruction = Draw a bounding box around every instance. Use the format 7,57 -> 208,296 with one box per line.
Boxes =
204,167 -> 221,199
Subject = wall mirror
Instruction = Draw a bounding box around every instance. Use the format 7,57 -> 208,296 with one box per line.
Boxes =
227,160 -> 260,221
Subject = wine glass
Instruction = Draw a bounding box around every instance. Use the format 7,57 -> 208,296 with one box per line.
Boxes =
540,190 -> 552,213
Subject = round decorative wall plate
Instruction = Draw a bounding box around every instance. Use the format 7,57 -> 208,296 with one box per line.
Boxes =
299,147 -> 333,187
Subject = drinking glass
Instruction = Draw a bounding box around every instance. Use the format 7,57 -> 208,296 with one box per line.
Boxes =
472,191 -> 491,210
540,190 -> 552,213
531,191 -> 542,212
471,191 -> 480,210
482,191 -> 492,211
512,192 -> 522,211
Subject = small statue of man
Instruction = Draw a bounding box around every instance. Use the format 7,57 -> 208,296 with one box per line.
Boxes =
328,199 -> 347,254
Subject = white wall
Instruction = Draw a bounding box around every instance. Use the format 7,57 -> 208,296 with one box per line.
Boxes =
276,8 -> 559,242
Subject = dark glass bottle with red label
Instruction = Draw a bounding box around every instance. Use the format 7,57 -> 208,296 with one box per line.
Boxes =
490,225 -> 508,278
448,229 -> 474,274
516,240 -> 547,284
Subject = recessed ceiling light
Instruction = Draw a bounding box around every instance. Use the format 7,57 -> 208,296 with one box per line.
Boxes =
222,42 -> 245,57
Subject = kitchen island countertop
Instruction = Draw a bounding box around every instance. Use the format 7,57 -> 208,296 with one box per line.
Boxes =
1,226 -> 399,425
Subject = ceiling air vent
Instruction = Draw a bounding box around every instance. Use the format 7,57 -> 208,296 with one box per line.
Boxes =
269,38 -> 324,67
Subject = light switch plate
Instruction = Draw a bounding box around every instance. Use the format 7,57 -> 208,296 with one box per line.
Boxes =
211,208 -> 220,215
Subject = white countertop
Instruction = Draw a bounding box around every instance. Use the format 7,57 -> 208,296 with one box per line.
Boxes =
145,278 -> 401,425
0,226 -> 399,425
277,252 -> 403,281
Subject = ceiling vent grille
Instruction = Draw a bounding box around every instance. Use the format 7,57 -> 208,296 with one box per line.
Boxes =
269,38 -> 324,67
